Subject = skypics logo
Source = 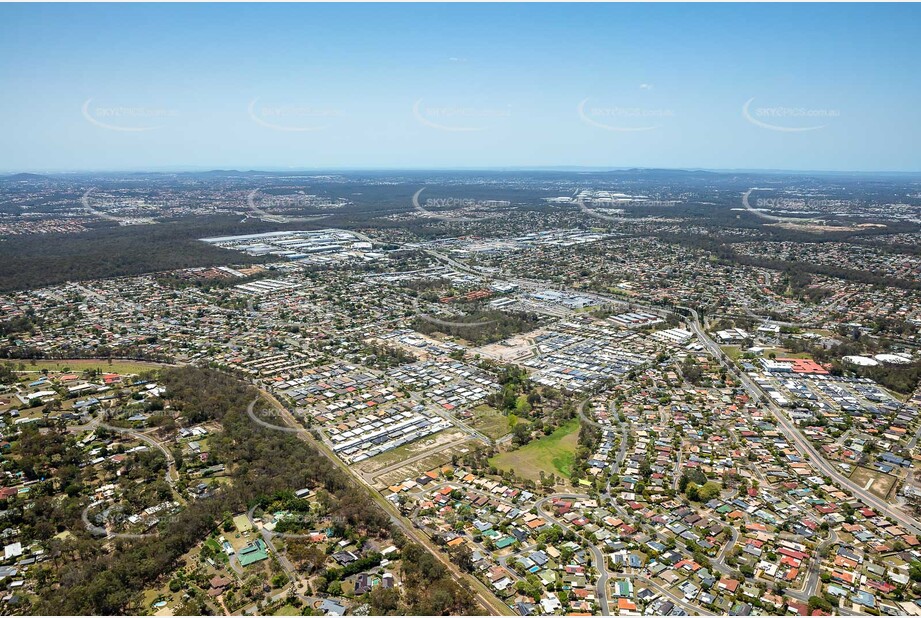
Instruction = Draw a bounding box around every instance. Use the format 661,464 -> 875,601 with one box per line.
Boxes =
82,99 -> 178,132
82,188 -> 120,223
577,194 -> 677,224
742,97 -> 840,132
577,98 -> 675,132
247,403 -> 304,435
411,296 -> 496,330
742,188 -> 802,223
412,99 -> 511,132
411,188 -> 505,223
740,188 -> 851,228
577,197 -> 624,223
248,98 -> 345,132
82,501 -> 177,539
81,187 -> 157,225
245,504 -> 346,541
246,189 -> 333,223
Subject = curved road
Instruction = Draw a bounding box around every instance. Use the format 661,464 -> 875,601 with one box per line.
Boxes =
99,423 -> 180,487
534,493 -> 611,615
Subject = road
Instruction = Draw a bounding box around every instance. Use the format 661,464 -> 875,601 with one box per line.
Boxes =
78,422 -> 184,540
786,529 -> 838,602
534,494 -> 611,615
357,436 -> 467,486
672,445 -> 683,491
66,411 -> 180,488
608,569 -> 713,615
679,305 -> 921,538
99,423 -> 180,487
614,423 -> 629,475
715,525 -> 738,566
405,389 -> 492,445
908,421 -> 921,451
431,271 -> 910,611
566,297 -> 902,605
244,505 -> 309,604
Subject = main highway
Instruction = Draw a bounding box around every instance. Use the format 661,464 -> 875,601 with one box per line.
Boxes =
678,305 -> 921,538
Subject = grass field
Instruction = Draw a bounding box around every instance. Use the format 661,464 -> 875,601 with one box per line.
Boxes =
10,358 -> 166,375
720,345 -> 817,362
490,418 -> 580,482
469,405 -> 515,441
762,348 -> 814,360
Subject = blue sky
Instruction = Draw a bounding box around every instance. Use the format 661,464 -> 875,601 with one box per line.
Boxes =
1,3 -> 919,172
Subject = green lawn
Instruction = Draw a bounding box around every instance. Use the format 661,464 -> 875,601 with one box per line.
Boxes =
722,345 -> 815,362
766,348 -> 814,359
273,605 -> 301,616
489,418 -> 580,482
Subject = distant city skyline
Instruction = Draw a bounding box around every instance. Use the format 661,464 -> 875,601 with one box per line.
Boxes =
2,3 -> 920,172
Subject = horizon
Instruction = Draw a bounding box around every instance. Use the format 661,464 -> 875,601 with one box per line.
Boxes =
6,165 -> 921,177
3,3 -> 921,172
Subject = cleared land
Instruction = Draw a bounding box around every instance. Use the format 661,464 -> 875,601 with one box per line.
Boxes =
472,330 -> 543,362
761,347 -> 815,360
849,465 -> 898,500
350,429 -> 479,489
490,418 -> 580,483
370,441 -> 477,490
721,345 -> 815,362
353,429 -> 467,475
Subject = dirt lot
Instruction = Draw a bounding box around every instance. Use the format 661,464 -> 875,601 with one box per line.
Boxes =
850,466 -> 898,500
354,430 -> 479,489
472,328 -> 544,362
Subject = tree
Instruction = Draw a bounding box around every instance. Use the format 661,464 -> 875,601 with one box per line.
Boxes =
808,596 -> 832,612
512,422 -> 532,446
909,561 -> 921,582
287,539 -> 326,574
369,586 -> 400,614
696,482 -> 722,502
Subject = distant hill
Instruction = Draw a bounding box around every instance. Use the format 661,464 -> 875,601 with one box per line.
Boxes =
2,172 -> 49,181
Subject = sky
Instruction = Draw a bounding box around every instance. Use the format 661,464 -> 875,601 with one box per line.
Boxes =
1,3 -> 920,173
